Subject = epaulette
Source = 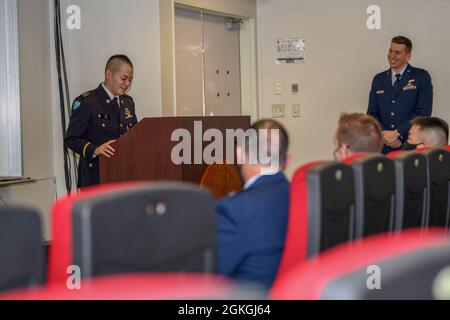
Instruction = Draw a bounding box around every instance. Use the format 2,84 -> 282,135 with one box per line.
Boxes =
72,89 -> 99,112
79,89 -> 99,100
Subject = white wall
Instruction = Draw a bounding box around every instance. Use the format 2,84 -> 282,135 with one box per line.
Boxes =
257,0 -> 450,178
0,0 -> 55,240
53,0 -> 162,194
59,0 -> 162,118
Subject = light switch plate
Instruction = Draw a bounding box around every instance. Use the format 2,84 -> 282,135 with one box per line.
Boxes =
274,81 -> 283,95
292,103 -> 300,118
272,104 -> 285,118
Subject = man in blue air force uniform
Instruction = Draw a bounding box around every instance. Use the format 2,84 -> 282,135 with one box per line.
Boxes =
367,36 -> 433,153
64,55 -> 138,188
216,119 -> 290,289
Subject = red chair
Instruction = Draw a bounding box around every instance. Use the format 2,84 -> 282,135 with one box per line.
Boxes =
342,154 -> 396,238
340,152 -> 369,165
386,150 -> 406,158
48,182 -> 218,283
271,228 -> 450,300
277,160 -> 355,280
417,148 -> 450,227
0,273 -> 264,300
47,182 -> 145,283
387,151 -> 428,229
277,161 -> 323,278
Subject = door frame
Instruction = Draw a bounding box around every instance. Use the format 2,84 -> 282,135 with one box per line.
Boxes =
159,0 -> 258,121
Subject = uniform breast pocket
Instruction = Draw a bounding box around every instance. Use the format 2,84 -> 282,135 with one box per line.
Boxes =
402,82 -> 418,93
401,87 -> 418,101
377,92 -> 389,105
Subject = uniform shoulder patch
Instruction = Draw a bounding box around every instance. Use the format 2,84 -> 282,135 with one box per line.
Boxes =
72,99 -> 82,111
72,88 -> 99,112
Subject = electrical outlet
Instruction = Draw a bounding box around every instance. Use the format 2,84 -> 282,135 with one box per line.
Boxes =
292,103 -> 300,118
274,81 -> 283,95
272,104 -> 285,118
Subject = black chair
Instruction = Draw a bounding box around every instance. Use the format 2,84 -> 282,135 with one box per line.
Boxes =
70,182 -> 217,279
271,229 -> 450,300
322,244 -> 450,299
0,206 -> 44,292
389,152 -> 428,229
350,155 -> 396,238
306,161 -> 355,257
420,148 -> 450,228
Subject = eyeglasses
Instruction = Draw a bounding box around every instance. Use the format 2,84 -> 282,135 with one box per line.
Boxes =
333,144 -> 351,161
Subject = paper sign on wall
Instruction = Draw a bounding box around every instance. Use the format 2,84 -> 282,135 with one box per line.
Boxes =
276,38 -> 305,64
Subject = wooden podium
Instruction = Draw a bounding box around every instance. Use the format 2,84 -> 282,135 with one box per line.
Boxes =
100,116 -> 250,185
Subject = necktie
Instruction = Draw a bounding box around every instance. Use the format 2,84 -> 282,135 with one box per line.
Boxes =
112,97 -> 120,108
393,74 -> 401,91
111,97 -> 120,120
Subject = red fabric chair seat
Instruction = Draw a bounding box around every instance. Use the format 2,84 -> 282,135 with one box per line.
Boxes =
0,273 -> 262,300
271,228 -> 450,299
47,182 -> 146,283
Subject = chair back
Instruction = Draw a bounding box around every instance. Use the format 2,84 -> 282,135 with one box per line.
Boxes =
271,228 -> 450,300
419,148 -> 450,228
345,155 -> 396,238
0,206 -> 44,292
388,151 -> 428,229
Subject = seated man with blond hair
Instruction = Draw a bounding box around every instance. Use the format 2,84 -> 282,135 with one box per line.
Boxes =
333,113 -> 384,161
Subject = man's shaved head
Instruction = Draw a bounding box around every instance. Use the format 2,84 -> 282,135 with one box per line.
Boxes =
105,54 -> 133,74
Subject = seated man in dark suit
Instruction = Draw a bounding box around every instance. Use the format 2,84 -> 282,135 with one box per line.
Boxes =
216,119 -> 290,289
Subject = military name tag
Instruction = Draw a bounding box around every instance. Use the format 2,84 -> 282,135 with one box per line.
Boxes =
376,90 -> 384,95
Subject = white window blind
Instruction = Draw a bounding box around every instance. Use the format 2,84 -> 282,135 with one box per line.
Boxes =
0,0 -> 21,177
